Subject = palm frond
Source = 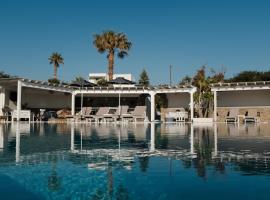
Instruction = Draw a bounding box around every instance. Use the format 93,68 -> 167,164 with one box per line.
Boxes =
117,51 -> 128,59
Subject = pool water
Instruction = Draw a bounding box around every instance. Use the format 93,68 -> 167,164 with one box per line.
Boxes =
0,123 -> 270,199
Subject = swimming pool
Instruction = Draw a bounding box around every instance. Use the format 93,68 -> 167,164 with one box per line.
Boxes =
0,122 -> 270,199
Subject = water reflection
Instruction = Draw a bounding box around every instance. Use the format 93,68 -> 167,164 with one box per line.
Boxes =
1,122 -> 270,199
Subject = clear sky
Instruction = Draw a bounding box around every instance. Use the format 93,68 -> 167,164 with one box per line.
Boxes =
1,0 -> 270,85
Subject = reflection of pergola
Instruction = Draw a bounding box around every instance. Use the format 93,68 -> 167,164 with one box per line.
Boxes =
0,78 -> 196,121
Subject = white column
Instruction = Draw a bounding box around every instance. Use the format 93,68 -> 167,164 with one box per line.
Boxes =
150,123 -> 155,152
0,125 -> 3,150
150,92 -> 155,122
15,123 -> 20,163
213,90 -> 217,122
190,124 -> 194,154
0,87 -> 5,116
17,80 -> 22,121
71,93 -> 75,116
190,92 -> 194,121
213,123 -> 218,157
71,123 -> 74,151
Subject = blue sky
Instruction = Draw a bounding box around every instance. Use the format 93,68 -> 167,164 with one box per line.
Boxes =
1,0 -> 270,85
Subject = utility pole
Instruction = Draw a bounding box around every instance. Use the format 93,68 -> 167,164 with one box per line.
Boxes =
169,65 -> 172,86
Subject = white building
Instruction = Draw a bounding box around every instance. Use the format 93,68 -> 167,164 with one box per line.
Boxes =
89,73 -> 133,84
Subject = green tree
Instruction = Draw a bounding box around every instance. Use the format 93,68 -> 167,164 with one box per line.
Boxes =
48,78 -> 60,85
93,31 -> 132,81
228,70 -> 270,82
179,75 -> 192,85
97,78 -> 108,86
138,69 -> 150,86
49,52 -> 64,80
0,71 -> 11,78
74,76 -> 85,82
192,66 -> 225,117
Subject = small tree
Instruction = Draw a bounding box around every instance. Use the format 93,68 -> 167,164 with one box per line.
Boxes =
192,66 -> 225,118
138,69 -> 150,86
0,71 -> 11,78
97,78 -> 108,86
48,78 -> 60,85
179,75 -> 192,85
74,76 -> 85,82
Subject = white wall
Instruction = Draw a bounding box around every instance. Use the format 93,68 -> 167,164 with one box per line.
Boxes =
166,93 -> 190,108
218,90 -> 270,107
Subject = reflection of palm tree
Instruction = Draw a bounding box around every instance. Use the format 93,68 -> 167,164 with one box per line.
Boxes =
47,158 -> 61,191
115,184 -> 129,200
138,156 -> 150,172
193,128 -> 213,179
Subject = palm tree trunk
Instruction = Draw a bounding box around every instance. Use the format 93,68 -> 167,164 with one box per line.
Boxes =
108,51 -> 114,81
54,64 -> 57,79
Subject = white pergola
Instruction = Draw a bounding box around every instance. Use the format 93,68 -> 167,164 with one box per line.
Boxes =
211,81 -> 270,122
1,78 -> 196,122
72,85 -> 196,121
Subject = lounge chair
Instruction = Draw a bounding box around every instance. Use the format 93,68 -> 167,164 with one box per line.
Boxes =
244,110 -> 260,123
103,106 -> 129,122
225,108 -> 238,123
94,107 -> 110,122
122,106 -> 147,122
102,107 -> 118,122
84,107 -> 96,122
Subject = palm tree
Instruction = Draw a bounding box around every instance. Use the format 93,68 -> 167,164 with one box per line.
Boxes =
48,52 -> 64,79
93,31 -> 132,81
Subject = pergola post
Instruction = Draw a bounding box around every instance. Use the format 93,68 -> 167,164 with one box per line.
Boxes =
0,87 -> 5,116
150,92 -> 156,122
15,123 -> 20,163
71,123 -> 74,151
213,90 -> 217,122
150,122 -> 155,152
17,80 -> 22,121
190,124 -> 194,154
71,92 -> 75,116
189,92 -> 194,122
213,123 -> 218,157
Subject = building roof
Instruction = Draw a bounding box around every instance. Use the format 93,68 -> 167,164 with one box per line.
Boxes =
108,77 -> 136,85
0,78 -> 196,94
69,79 -> 97,87
211,81 -> 270,91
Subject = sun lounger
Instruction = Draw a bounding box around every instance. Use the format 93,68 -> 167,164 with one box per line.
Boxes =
225,108 -> 238,123
122,106 -> 146,122
102,106 -> 129,122
244,110 -> 259,123
84,107 -> 96,122
94,107 -> 110,122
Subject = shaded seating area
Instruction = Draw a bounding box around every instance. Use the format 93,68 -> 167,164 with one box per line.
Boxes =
69,105 -> 147,123
0,78 -> 196,123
